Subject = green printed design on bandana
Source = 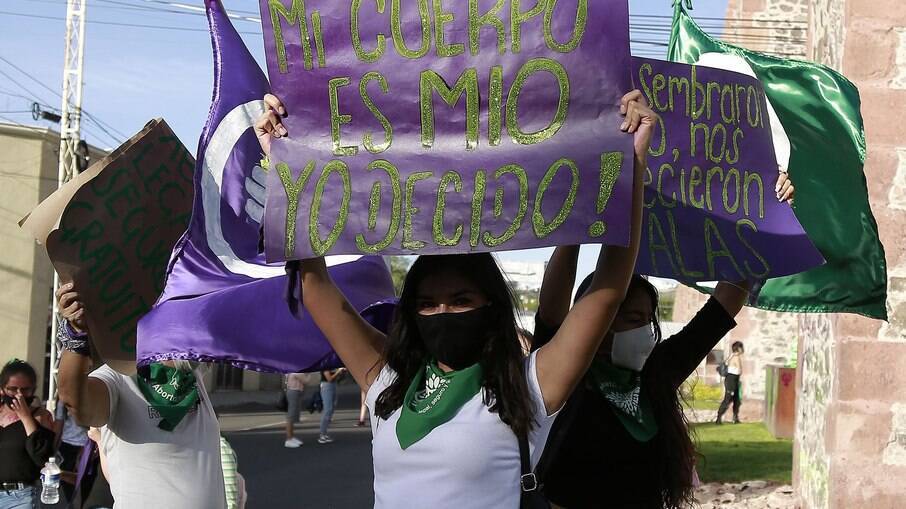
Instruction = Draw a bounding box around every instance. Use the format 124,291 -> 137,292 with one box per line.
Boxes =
136,363 -> 200,432
586,360 -> 658,442
396,362 -> 483,450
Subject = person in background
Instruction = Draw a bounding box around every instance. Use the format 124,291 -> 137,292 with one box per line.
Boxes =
0,359 -> 55,509
318,368 -> 346,444
56,283 -> 226,509
54,397 -> 94,504
284,372 -> 307,448
716,341 -> 745,425
220,436 -> 246,509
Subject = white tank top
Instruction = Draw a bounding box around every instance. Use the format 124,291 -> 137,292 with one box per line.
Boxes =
727,354 -> 741,375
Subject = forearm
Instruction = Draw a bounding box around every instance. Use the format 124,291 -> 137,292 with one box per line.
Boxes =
537,245 -> 580,327
299,259 -> 384,389
713,280 -> 753,318
536,153 -> 646,411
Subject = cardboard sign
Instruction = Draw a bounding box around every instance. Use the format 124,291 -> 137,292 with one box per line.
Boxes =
259,0 -> 635,260
632,57 -> 824,281
21,119 -> 194,374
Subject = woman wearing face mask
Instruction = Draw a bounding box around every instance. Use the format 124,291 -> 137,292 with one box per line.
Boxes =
255,89 -> 656,508
0,359 -> 55,509
530,250 -> 781,507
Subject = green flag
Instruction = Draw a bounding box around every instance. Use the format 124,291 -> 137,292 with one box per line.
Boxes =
668,2 -> 888,319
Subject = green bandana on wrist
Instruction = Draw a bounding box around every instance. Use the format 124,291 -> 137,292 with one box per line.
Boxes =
396,361 -> 483,450
136,363 -> 200,432
586,359 -> 658,442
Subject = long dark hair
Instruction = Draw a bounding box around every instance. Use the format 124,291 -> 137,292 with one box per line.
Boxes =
576,274 -> 696,508
627,276 -> 696,509
1,359 -> 37,388
373,253 -> 535,437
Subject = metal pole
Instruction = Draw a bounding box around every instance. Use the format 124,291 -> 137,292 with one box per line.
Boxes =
48,0 -> 87,412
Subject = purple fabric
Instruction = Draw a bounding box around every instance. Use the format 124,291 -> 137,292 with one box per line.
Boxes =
136,0 -> 396,373
631,57 -> 824,282
259,0 -> 635,260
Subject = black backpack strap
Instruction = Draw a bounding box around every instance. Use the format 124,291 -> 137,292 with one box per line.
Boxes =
517,431 -> 540,493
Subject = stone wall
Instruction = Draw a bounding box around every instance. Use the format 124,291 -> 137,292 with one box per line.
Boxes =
725,0 -> 808,57
794,314 -> 836,509
710,1 -> 906,507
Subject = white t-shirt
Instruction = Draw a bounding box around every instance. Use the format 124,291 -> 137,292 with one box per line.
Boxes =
366,351 -> 558,509
90,365 -> 226,509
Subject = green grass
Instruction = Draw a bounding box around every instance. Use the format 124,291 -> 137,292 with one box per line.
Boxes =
686,398 -> 721,411
681,381 -> 724,410
693,423 -> 793,483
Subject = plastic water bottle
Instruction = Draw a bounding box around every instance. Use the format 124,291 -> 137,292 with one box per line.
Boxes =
40,457 -> 61,504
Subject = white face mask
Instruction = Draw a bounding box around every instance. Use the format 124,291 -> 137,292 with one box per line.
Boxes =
610,324 -> 657,372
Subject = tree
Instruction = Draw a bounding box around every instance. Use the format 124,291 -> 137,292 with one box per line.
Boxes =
389,256 -> 412,296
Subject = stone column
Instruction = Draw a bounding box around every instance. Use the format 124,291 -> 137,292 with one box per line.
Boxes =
793,1 -> 906,507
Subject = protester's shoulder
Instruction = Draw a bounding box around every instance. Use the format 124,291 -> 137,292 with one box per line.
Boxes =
522,351 -> 545,399
34,407 -> 54,427
88,365 -> 128,389
365,364 -> 396,405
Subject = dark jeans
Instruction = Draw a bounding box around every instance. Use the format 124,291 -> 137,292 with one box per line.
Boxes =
717,374 -> 741,421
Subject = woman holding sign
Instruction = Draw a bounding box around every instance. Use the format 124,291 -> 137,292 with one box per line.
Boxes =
529,172 -> 794,509
256,89 -> 656,508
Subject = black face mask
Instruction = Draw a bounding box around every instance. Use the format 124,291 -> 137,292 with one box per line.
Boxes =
415,306 -> 494,370
2,394 -> 35,407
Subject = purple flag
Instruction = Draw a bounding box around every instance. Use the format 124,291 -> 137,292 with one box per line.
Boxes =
136,0 -> 396,373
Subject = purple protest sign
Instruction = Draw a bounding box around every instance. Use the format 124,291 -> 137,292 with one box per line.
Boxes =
259,0 -> 634,260
632,57 -> 824,282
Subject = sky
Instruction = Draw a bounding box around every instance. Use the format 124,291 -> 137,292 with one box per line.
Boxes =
0,0 -> 727,287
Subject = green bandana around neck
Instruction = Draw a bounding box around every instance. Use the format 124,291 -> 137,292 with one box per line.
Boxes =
395,361 -> 483,450
586,359 -> 658,442
135,363 -> 200,432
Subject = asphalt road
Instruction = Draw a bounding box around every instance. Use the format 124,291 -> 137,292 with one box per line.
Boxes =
223,385 -> 376,509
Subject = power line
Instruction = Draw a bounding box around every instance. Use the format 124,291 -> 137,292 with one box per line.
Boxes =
0,10 -> 264,35
82,115 -> 125,145
0,53 -> 130,143
143,0 -> 259,17
0,55 -> 61,104
631,26 -> 805,41
630,14 -> 807,25
0,67 -> 56,107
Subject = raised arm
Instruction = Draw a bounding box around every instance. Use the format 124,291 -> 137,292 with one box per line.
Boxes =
535,245 -> 580,333
535,90 -> 656,414
55,283 -> 110,428
255,97 -> 387,391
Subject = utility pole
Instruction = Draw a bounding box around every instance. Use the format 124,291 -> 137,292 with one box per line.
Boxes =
48,0 -> 87,411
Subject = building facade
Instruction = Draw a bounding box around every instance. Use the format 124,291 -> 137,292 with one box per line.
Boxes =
0,122 -> 102,397
674,1 -> 906,507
